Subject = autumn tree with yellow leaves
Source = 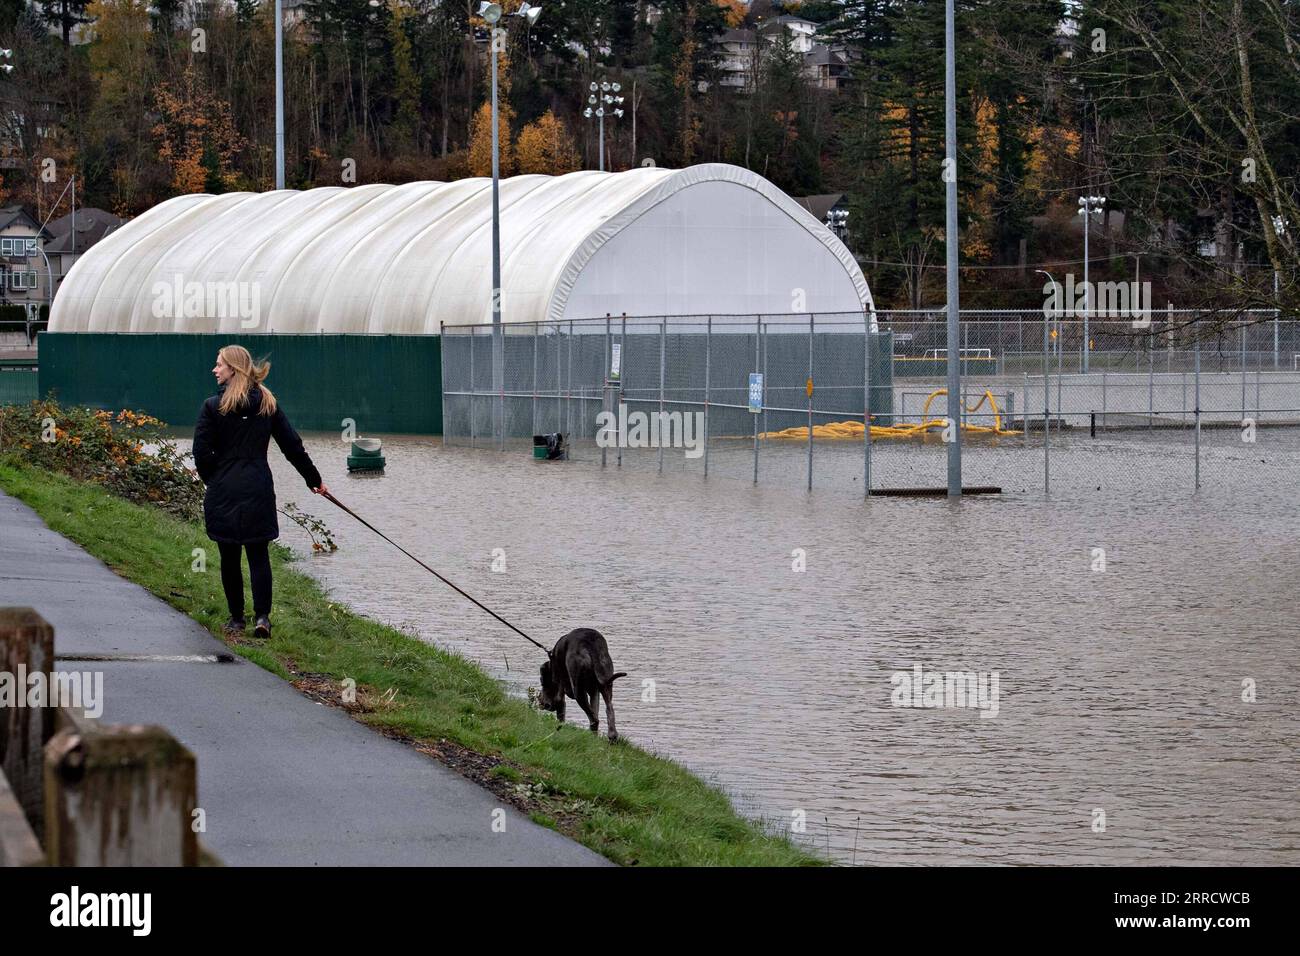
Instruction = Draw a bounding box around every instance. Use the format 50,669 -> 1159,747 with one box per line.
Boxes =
516,111 -> 580,175
152,64 -> 247,194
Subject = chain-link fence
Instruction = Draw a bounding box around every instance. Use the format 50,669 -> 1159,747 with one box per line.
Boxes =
442,310 -> 1300,496
442,314 -> 896,491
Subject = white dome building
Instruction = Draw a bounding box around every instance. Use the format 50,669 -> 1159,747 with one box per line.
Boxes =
51,163 -> 873,333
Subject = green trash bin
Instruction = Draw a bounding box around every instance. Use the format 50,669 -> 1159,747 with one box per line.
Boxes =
348,438 -> 385,472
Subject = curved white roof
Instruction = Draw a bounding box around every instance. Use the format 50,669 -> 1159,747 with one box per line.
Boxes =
51,163 -> 874,333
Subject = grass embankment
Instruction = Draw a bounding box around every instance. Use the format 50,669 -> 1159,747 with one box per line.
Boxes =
0,457 -> 819,866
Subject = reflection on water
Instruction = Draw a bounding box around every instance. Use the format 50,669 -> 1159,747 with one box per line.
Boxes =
242,430 -> 1298,865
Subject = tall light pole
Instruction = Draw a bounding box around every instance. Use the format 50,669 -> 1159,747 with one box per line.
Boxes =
480,1 -> 542,446
1078,194 -> 1105,371
583,78 -> 624,171
943,0 -> 961,496
1036,269 -> 1057,492
275,1 -> 284,189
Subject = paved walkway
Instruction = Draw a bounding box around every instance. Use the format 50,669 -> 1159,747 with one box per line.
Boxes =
0,487 -> 608,866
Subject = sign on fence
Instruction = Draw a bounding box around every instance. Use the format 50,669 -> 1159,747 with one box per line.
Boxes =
748,373 -> 763,414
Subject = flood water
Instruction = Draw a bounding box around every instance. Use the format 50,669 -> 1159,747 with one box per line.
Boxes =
245,428 -> 1299,865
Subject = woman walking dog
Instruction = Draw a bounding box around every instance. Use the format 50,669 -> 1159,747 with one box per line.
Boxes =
193,345 -> 328,639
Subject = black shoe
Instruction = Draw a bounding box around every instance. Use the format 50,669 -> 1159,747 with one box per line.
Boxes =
223,617 -> 246,636
253,615 -> 271,639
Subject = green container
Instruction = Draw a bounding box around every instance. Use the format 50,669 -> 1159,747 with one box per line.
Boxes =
351,439 -> 383,457
347,454 -> 385,471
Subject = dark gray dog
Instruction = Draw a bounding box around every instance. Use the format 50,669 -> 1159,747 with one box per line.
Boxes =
537,628 -> 626,741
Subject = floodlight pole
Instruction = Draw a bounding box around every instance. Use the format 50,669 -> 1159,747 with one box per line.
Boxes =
943,0 -> 961,497
1082,201 -> 1089,371
491,26 -> 503,445
1036,270 -> 1056,494
1078,195 -> 1105,372
275,0 -> 284,190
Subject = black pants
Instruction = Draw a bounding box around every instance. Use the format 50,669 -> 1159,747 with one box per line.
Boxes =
217,541 -> 272,620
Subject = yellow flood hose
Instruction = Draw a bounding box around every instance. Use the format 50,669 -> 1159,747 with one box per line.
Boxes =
758,388 -> 1022,441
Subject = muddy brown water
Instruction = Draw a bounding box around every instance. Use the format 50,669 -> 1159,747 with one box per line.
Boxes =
206,429 -> 1300,865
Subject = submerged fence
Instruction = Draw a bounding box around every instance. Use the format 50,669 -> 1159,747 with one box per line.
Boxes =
442,310 -> 1300,496
441,313 -> 894,490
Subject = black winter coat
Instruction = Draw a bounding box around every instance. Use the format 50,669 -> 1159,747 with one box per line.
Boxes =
192,386 -> 322,544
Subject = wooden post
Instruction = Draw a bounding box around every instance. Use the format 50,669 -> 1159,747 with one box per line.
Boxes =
44,725 -> 198,866
0,767 -> 44,867
0,608 -> 55,835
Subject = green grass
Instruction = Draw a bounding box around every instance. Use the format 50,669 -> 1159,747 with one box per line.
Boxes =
0,457 -> 821,867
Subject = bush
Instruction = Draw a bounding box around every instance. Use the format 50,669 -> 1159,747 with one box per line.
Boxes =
0,399 -> 203,522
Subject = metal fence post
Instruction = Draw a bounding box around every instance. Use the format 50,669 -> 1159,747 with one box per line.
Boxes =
761,319 -> 768,439
1101,370 -> 1107,427
556,323 -> 562,445
619,314 -> 626,468
439,322 -> 449,448
1042,305 -> 1050,496
704,316 -> 711,477
1195,337 -> 1201,489
753,317 -> 760,484
1241,322 -> 1248,419
531,322 -> 539,439
1148,342 -> 1154,430
807,313 -> 814,491
864,319 -> 872,495
658,318 -> 666,475
469,330 -> 476,448
567,319 -> 575,449
1274,306 -> 1280,369
602,315 -> 611,468
499,326 -> 506,452
1056,362 -> 1063,425
1021,372 -> 1028,447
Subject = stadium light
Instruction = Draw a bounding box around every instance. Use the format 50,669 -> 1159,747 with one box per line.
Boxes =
1077,195 -> 1106,372
583,75 -> 623,171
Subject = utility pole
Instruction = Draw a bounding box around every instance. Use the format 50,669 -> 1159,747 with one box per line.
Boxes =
275,0 -> 284,189
943,0 -> 961,496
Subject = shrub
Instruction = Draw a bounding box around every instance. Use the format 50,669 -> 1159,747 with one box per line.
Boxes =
0,399 -> 204,522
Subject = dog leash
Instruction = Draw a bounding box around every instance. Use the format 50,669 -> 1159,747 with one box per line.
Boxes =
320,490 -> 551,655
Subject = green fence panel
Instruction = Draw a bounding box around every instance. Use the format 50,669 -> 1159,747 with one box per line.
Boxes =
0,367 -> 38,405
37,334 -> 442,435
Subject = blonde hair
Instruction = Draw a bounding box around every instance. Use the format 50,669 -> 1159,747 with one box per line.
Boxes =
217,345 -> 278,416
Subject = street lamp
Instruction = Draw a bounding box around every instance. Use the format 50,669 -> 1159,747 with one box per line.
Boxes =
480,1 -> 542,446
1077,194 -> 1105,371
583,78 -> 624,171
